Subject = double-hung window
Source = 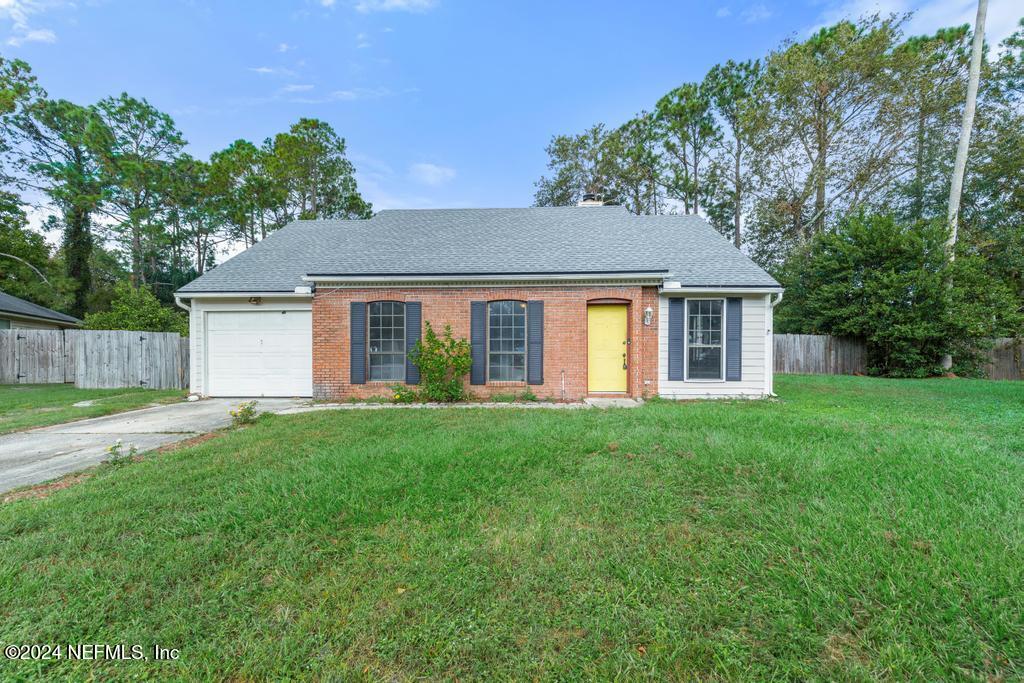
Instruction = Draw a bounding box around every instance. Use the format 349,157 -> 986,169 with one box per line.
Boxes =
488,300 -> 526,381
686,299 -> 724,380
368,301 -> 405,381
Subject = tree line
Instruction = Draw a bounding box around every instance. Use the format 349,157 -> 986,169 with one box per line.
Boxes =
0,58 -> 371,322
535,13 -> 1024,376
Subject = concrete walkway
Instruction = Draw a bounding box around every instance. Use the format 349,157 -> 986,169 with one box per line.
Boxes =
0,398 -> 305,494
0,396 -> 643,495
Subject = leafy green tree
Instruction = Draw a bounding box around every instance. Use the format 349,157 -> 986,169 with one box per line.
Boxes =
776,214 -> 1019,376
11,99 -> 108,317
209,139 -> 289,246
92,93 -> 185,287
748,17 -> 907,239
655,82 -> 719,214
167,154 -> 226,276
892,26 -> 970,222
268,118 -> 371,221
0,192 -> 72,310
605,113 -> 663,215
533,124 -> 619,207
704,59 -> 760,246
83,281 -> 187,335
0,55 -> 42,180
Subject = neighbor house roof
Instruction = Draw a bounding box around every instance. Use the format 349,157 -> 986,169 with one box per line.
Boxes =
177,206 -> 780,294
0,291 -> 81,326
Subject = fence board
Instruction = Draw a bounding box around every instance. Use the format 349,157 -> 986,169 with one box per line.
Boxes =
0,330 -> 15,384
774,334 -> 866,375
986,338 -> 1023,381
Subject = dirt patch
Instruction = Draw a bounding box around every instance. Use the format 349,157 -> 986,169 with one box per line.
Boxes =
2,472 -> 93,504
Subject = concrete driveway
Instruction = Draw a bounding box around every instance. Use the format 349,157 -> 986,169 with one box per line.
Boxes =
0,398 -> 308,494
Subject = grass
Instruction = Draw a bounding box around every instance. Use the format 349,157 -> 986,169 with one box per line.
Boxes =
0,384 -> 184,434
0,375 -> 1022,680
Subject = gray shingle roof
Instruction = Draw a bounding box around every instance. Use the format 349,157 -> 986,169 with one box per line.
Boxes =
0,291 -> 80,325
177,206 -> 779,294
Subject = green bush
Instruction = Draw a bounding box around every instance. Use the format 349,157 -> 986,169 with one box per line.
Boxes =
83,282 -> 188,335
409,322 -> 472,402
776,214 -> 1020,377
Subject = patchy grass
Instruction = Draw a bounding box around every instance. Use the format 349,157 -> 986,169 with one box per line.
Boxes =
0,384 -> 184,433
0,375 -> 1021,679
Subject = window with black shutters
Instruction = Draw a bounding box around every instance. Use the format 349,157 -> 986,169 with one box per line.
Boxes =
368,301 -> 405,381
487,300 -> 526,381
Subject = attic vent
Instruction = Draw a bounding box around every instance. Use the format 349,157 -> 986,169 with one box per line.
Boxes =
577,193 -> 604,207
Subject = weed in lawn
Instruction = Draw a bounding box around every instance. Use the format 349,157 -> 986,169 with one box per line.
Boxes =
230,401 -> 259,426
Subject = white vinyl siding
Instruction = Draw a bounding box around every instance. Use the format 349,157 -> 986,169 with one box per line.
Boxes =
659,293 -> 771,399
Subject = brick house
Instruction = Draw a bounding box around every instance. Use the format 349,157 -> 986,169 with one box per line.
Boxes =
175,206 -> 782,401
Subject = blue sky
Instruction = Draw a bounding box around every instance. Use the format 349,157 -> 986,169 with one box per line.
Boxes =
2,0 -> 1020,213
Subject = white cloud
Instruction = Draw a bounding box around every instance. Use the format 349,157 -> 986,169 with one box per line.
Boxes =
277,42 -> 295,52
320,0 -> 336,6
408,162 -> 455,186
248,65 -> 299,77
716,7 -> 732,18
740,3 -> 771,23
288,86 -> 393,103
813,0 -> 1020,46
281,83 -> 315,92
6,26 -> 54,45
0,0 -> 67,47
354,0 -> 437,14
356,31 -> 370,48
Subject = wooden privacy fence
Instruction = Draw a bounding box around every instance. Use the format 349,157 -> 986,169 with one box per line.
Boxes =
774,334 -> 867,375
0,329 -> 189,389
774,334 -> 1024,380
985,338 -> 1024,381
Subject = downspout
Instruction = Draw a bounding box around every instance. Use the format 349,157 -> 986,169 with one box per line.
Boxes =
174,296 -> 197,399
768,291 -> 783,397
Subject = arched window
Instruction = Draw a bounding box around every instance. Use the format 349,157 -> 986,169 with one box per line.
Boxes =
487,300 -> 526,381
368,301 -> 405,381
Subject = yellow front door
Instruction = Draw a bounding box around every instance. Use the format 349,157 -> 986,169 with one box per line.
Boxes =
587,305 -> 628,393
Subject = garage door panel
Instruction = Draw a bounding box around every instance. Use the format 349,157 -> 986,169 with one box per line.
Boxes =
206,310 -> 312,397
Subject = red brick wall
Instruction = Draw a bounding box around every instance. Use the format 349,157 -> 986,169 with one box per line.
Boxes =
312,286 -> 660,401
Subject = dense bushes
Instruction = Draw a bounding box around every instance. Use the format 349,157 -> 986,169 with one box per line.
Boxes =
776,214 -> 1020,377
83,282 -> 188,336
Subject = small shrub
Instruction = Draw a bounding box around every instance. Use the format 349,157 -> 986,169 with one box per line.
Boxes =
519,388 -> 538,402
230,401 -> 259,426
104,439 -> 138,467
490,393 -> 516,403
410,322 -> 472,402
390,385 -> 418,404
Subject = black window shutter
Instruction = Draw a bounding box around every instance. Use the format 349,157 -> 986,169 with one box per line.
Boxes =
668,298 -> 684,381
726,297 -> 742,381
350,301 -> 366,384
470,301 -> 486,385
526,300 -> 543,385
405,302 -> 421,385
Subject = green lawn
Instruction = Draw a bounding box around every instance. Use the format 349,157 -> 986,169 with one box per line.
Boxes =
0,384 -> 184,434
0,376 -> 1022,680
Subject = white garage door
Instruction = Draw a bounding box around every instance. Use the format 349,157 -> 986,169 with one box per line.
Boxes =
206,309 -> 312,397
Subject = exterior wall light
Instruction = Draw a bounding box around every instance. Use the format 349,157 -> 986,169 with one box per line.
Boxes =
248,296 -> 262,305
643,306 -> 654,326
